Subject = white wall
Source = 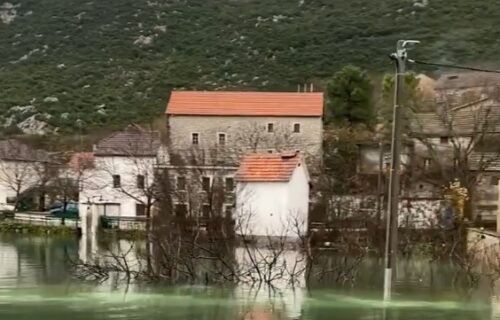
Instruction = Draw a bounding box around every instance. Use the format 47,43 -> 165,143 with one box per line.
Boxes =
287,162 -> 310,236
78,156 -> 156,219
236,165 -> 309,238
0,159 -> 41,205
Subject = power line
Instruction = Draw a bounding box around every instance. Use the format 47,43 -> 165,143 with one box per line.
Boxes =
409,59 -> 500,74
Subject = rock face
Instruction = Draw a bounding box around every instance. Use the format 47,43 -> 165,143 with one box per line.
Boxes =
0,2 -> 18,24
17,115 -> 49,135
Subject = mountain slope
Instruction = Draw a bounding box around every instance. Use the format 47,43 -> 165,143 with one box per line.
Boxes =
1,0 -> 500,134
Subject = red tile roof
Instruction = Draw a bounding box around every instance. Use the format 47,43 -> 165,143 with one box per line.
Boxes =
69,152 -> 95,170
235,152 -> 302,182
166,91 -> 323,117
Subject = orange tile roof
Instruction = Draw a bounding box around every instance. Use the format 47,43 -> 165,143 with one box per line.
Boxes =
235,152 -> 302,182
69,152 -> 95,170
166,91 -> 323,117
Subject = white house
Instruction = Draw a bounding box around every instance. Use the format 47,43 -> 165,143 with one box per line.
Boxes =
78,125 -> 163,222
235,152 -> 310,238
0,139 -> 51,210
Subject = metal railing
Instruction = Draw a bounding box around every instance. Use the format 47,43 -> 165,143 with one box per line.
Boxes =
14,212 -> 80,228
100,216 -> 149,231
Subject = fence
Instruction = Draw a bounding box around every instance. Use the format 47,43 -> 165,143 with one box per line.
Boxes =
14,212 -> 80,228
100,216 -> 149,231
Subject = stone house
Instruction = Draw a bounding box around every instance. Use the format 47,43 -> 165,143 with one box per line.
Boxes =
165,91 -> 324,167
234,152 -> 310,238
435,71 -> 500,105
410,97 -> 500,221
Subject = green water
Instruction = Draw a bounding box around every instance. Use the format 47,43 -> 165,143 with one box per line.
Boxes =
0,234 -> 495,319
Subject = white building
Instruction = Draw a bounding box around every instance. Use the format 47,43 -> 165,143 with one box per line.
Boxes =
78,125 -> 163,223
235,152 -> 310,238
0,139 -> 51,210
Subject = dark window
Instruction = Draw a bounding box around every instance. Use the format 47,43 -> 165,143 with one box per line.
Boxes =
6,196 -> 16,204
440,136 -> 449,144
218,133 -> 226,145
224,205 -> 233,218
112,175 -> 121,188
491,176 -> 500,186
175,203 -> 188,217
225,177 -> 234,191
202,177 -> 211,192
202,204 -> 211,218
137,175 -> 145,189
293,123 -> 301,133
136,203 -> 146,216
192,133 -> 199,145
267,149 -> 274,154
267,123 -> 274,133
177,176 -> 186,190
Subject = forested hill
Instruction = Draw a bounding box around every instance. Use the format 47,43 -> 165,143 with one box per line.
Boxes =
1,0 -> 500,134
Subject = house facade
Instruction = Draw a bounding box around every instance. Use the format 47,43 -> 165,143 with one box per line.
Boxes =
234,152 -> 310,238
0,139 -> 51,210
78,126 -> 162,220
165,91 -> 324,167
410,97 -> 500,221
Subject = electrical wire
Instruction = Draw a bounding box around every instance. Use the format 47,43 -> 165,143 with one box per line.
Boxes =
409,59 -> 500,74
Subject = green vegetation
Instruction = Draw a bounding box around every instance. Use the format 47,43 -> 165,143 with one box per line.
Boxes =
0,220 -> 76,236
1,0 -> 500,135
326,65 -> 374,126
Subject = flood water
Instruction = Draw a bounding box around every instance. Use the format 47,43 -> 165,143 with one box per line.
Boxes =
0,233 -> 497,320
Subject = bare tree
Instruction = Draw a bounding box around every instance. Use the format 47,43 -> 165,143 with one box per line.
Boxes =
0,139 -> 50,211
411,91 -> 500,221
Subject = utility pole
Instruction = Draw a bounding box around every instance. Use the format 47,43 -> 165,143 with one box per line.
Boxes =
376,141 -> 384,225
383,40 -> 419,301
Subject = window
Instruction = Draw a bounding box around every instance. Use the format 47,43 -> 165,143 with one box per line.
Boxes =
137,175 -> 145,189
218,133 -> 226,145
175,203 -> 188,217
202,176 -> 211,192
192,133 -> 199,145
202,204 -> 211,218
267,123 -> 274,133
225,177 -> 234,191
267,149 -> 274,154
440,136 -> 449,144
136,203 -> 146,216
293,123 -> 301,133
177,176 -> 186,190
424,158 -> 431,169
224,205 -> 233,218
112,175 -> 121,188
6,196 -> 16,204
491,176 -> 500,186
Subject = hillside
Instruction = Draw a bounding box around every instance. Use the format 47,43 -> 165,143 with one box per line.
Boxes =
1,0 -> 500,135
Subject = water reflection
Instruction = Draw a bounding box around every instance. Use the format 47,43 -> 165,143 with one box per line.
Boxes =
0,233 -> 495,319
